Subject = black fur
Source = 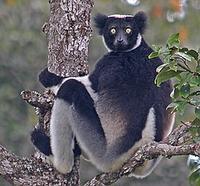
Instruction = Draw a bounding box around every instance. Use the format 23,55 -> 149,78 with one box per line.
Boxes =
133,11 -> 147,34
94,12 -> 147,52
89,39 -> 172,148
31,127 -> 81,157
51,38 -> 172,164
32,12 -> 173,174
39,68 -> 64,88
31,127 -> 52,156
94,14 -> 108,35
73,138 -> 82,158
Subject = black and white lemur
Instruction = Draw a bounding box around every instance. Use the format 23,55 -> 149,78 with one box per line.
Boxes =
31,12 -> 175,178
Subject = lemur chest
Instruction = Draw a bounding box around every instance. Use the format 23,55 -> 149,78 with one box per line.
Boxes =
98,63 -> 134,90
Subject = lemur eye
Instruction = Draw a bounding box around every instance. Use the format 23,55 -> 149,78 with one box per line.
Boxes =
125,27 -> 132,34
110,28 -> 116,35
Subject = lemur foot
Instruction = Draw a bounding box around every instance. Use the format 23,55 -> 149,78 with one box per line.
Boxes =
31,127 -> 52,156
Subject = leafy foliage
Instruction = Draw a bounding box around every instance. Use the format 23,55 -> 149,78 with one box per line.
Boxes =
149,33 -> 200,185
188,155 -> 200,186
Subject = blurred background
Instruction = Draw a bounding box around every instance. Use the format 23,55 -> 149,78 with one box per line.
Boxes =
0,0 -> 200,185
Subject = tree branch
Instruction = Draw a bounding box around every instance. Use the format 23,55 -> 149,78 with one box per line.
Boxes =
0,144 -> 80,185
84,123 -> 198,186
0,89 -> 199,185
21,90 -> 53,110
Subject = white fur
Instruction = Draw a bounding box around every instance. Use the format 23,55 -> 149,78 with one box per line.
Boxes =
49,75 -> 98,173
63,75 -> 98,102
108,14 -> 133,18
129,108 -> 175,178
50,85 -> 61,95
126,33 -> 142,52
50,99 -> 74,174
102,37 -> 111,52
102,33 -> 142,52
50,75 -> 98,102
130,157 -> 162,179
164,113 -> 175,137
141,107 -> 156,141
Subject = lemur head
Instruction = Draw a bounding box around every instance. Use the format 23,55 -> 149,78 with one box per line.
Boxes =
94,11 -> 147,52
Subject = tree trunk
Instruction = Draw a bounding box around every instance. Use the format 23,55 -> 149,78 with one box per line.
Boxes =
46,0 -> 92,77
0,0 -> 94,185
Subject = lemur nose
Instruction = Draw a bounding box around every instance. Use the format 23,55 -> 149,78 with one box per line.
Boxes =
117,39 -> 123,43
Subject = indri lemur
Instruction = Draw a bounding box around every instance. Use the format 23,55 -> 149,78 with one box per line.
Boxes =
31,12 -> 175,178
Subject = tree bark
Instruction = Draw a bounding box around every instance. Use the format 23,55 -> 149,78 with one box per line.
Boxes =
0,0 -> 94,185
46,0 -> 92,77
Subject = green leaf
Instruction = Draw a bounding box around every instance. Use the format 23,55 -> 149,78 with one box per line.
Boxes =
155,69 -> 182,86
187,50 -> 199,60
166,100 -> 187,114
176,100 -> 187,114
189,168 -> 200,186
148,51 -> 159,59
190,99 -> 200,107
156,63 -> 168,73
191,118 -> 200,126
180,83 -> 190,98
190,119 -> 200,139
170,87 -> 179,99
168,61 -> 178,71
152,45 -> 162,52
195,108 -> 200,120
196,65 -> 200,73
189,76 -> 200,87
166,102 -> 178,113
167,33 -> 180,48
176,51 -> 193,62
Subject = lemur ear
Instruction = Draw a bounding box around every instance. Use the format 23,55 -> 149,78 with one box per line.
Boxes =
134,11 -> 147,34
94,13 -> 108,35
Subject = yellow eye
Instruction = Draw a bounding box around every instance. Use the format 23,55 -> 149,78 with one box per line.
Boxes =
125,27 -> 132,34
110,28 -> 116,35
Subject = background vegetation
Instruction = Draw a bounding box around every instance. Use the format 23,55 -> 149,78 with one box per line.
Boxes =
0,0 -> 200,185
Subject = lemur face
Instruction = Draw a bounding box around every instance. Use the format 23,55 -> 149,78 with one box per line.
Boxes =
103,17 -> 139,52
94,12 -> 147,52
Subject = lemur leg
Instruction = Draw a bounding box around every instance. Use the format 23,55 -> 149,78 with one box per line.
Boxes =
54,79 -> 107,165
50,100 -> 75,174
129,107 -> 175,178
33,68 -> 83,174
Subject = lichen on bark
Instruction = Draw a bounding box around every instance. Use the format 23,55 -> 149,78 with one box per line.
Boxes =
46,0 -> 93,77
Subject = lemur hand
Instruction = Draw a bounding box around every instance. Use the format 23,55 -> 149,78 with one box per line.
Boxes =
39,68 -> 64,88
